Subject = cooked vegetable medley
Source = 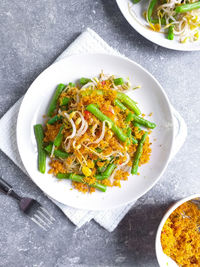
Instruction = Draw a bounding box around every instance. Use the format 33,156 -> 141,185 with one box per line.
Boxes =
130,0 -> 200,43
34,73 -> 156,193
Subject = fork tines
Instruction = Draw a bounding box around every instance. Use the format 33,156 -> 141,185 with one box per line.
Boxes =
30,206 -> 55,231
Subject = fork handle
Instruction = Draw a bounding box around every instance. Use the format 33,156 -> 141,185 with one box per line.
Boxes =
0,177 -> 13,194
0,177 -> 21,200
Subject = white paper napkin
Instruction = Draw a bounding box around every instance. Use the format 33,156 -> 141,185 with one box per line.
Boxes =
0,28 -> 187,231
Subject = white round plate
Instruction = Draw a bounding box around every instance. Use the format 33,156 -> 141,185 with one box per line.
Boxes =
17,54 -> 174,210
116,0 -> 200,51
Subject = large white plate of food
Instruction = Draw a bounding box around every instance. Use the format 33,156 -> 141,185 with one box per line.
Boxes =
17,54 -> 174,210
116,0 -> 200,51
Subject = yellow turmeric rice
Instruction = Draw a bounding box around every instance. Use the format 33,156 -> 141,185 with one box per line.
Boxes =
40,73 -> 156,193
161,201 -> 200,266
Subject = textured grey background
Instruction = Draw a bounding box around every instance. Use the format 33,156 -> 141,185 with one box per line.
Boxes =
0,0 -> 199,266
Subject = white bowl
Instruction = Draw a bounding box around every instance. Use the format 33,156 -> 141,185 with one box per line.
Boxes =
155,194 -> 200,267
116,0 -> 200,51
17,53 -> 174,210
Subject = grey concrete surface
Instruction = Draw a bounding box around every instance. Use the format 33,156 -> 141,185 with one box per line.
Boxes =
0,0 -> 200,266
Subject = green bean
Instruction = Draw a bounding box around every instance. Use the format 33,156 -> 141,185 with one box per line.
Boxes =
57,173 -> 81,181
54,125 -> 64,147
147,0 -> 158,23
60,97 -> 70,106
56,173 -> 107,192
131,132 -> 148,175
114,99 -> 127,111
97,166 -> 106,173
47,115 -> 62,125
86,104 -> 127,142
175,2 -> 200,13
167,25 -> 174,40
47,84 -> 66,117
95,164 -> 116,180
127,128 -> 131,137
126,128 -> 132,146
34,124 -> 46,174
92,182 -> 107,192
45,144 -> 69,159
117,92 -> 141,115
133,114 -> 156,129
80,78 -> 91,85
114,78 -> 124,86
133,122 -> 142,131
127,127 -> 132,135
126,112 -> 156,129
147,0 -> 167,25
146,0 -> 166,25
131,135 -> 138,144
69,82 -> 75,87
102,163 -> 116,176
128,134 -> 138,145
126,112 -> 133,123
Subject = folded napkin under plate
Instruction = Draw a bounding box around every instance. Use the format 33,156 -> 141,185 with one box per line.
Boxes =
0,28 -> 187,232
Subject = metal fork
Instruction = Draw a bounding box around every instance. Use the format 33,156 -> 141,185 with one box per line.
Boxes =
0,177 -> 55,230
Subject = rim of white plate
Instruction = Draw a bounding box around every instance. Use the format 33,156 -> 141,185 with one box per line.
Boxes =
17,53 -> 174,210
116,0 -> 200,51
155,193 -> 200,266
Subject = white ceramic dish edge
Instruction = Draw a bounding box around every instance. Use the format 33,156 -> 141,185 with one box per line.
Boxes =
155,193 -> 200,267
